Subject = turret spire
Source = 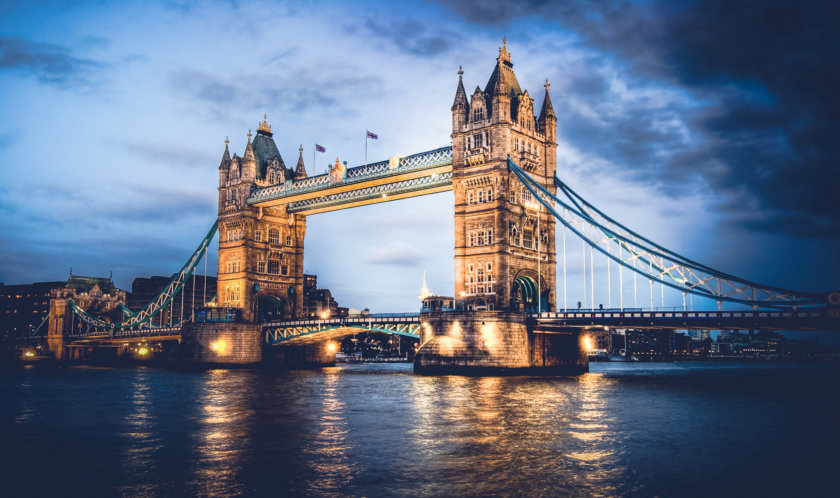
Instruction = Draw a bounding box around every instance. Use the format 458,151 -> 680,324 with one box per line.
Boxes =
219,136 -> 231,170
452,65 -> 468,109
295,144 -> 307,179
538,77 -> 556,121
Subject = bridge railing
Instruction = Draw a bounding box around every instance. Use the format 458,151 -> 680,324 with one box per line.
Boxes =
262,312 -> 421,328
532,309 -> 828,320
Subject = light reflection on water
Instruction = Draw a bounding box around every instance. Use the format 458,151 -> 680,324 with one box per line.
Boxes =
1,362 -> 838,497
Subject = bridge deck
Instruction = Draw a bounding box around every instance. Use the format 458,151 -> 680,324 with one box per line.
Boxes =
248,147 -> 453,214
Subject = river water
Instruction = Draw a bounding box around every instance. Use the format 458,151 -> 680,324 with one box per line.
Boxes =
1,361 -> 838,497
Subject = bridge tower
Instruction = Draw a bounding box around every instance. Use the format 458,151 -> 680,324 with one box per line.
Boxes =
217,117 -> 306,321
452,39 -> 557,313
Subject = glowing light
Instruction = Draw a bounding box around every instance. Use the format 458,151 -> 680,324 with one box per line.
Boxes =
320,310 -> 330,320
327,342 -> 337,353
582,336 -> 594,352
23,351 -> 35,357
137,347 -> 149,356
210,339 -> 228,355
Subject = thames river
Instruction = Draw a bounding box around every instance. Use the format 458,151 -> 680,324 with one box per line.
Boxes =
2,361 -> 838,497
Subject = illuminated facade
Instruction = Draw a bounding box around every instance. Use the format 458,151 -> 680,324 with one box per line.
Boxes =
451,40 -> 557,312
217,117 -> 307,321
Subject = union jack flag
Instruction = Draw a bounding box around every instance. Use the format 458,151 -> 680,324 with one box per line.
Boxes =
366,130 -> 378,139
315,144 -> 325,152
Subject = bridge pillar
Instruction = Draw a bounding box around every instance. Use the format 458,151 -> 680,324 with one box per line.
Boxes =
47,298 -> 70,360
176,322 -> 263,365
414,311 -> 587,375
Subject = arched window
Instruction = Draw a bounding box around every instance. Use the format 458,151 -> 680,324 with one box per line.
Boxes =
268,228 -> 280,244
487,188 -> 493,202
478,190 -> 485,203
468,191 -> 474,204
473,107 -> 483,121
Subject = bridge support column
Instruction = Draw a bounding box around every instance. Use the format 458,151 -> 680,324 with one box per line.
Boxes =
414,311 -> 588,375
176,322 -> 262,365
47,298 -> 70,360
264,343 -> 336,369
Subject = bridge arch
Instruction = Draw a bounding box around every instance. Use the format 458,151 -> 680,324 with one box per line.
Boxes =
253,293 -> 289,322
511,271 -> 548,313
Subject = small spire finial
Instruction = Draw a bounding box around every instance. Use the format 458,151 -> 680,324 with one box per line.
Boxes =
503,36 -> 506,49
225,136 -> 229,146
258,114 -> 272,133
498,36 -> 510,63
299,144 -> 303,154
457,65 -> 463,79
247,129 -> 252,143
545,78 -> 550,91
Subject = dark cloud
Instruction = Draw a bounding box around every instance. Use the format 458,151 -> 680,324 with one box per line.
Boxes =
438,0 -> 840,238
168,68 -> 383,118
0,36 -> 105,89
354,19 -> 461,57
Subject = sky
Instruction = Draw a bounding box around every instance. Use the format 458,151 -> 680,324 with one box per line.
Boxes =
0,0 -> 838,313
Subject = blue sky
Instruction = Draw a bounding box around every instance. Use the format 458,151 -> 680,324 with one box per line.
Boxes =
1,0 -> 837,312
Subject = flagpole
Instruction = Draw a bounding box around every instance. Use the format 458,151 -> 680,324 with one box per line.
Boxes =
365,133 -> 368,167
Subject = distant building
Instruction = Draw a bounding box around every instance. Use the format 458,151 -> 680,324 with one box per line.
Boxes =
302,274 -> 348,318
422,295 -> 456,312
0,280 -> 64,338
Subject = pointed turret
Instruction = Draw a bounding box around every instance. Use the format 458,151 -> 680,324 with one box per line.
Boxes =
219,137 -> 231,170
538,78 -> 555,121
294,144 -> 307,180
241,130 -> 257,180
538,78 -> 556,141
452,65 -> 468,109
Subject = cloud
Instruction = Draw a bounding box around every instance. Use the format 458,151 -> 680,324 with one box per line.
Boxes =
0,36 -> 105,89
168,67 -> 383,119
437,0 -> 840,238
366,241 -> 424,266
110,139 -> 217,169
354,18 -> 461,57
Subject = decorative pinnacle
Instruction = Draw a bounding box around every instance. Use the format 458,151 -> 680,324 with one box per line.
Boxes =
247,129 -> 252,142
299,144 -> 303,153
545,78 -> 550,91
457,65 -> 463,79
498,36 -> 511,63
225,136 -> 229,146
258,113 -> 272,133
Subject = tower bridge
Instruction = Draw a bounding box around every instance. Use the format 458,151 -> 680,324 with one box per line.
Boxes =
41,41 -> 838,371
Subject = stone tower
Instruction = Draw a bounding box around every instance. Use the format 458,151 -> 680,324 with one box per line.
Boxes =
452,40 -> 558,312
217,116 -> 307,321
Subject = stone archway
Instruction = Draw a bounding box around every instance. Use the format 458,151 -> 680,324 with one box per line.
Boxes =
254,294 -> 288,322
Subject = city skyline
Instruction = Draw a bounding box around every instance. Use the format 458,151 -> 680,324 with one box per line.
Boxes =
1,0 -> 838,313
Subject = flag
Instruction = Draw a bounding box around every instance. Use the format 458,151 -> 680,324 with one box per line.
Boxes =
315,144 -> 325,153
366,130 -> 378,140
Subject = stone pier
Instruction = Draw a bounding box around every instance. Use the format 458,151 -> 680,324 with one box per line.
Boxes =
176,322 -> 263,365
414,311 -> 588,375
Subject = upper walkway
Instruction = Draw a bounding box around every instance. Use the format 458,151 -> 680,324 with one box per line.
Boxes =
247,146 -> 453,214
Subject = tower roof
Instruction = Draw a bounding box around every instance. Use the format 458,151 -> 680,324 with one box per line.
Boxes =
484,38 -> 522,97
251,115 -> 290,179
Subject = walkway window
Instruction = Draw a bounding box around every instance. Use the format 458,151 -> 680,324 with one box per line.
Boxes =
268,228 -> 280,244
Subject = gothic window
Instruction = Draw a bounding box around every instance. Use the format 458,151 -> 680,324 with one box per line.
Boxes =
486,262 -> 493,272
258,261 -> 266,273
268,260 -> 280,275
510,222 -> 519,245
255,231 -> 262,242
477,231 -> 484,245
468,264 -> 474,273
473,133 -> 483,148
514,138 -> 519,151
487,188 -> 493,202
286,235 -> 292,246
510,190 -> 517,204
486,229 -> 493,245
523,228 -> 533,249
478,190 -> 485,203
468,232 -> 476,247
268,228 -> 280,244
473,107 -> 483,121
521,187 -> 533,205
468,191 -> 474,204
281,265 -> 289,276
